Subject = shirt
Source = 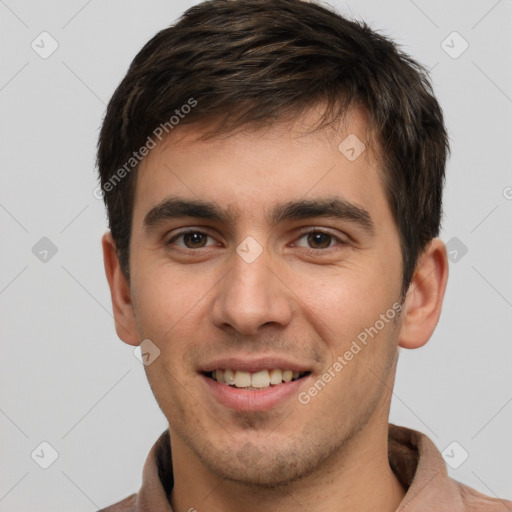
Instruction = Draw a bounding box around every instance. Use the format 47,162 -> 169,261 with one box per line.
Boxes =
98,423 -> 511,511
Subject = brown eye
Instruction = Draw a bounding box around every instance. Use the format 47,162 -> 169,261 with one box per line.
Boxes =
168,231 -> 216,249
182,232 -> 208,248
294,231 -> 337,250
306,232 -> 333,249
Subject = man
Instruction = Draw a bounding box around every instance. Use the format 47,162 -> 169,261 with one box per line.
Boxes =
96,0 -> 511,510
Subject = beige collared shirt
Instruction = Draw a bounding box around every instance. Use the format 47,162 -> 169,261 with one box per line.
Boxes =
98,424 -> 511,511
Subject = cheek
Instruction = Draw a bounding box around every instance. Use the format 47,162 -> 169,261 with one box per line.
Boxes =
292,258 -> 398,345
131,263 -> 209,352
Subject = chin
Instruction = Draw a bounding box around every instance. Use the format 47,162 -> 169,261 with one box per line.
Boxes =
211,453 -> 310,487
193,435 -> 330,488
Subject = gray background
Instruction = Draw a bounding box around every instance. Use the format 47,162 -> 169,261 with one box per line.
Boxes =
1,0 -> 511,510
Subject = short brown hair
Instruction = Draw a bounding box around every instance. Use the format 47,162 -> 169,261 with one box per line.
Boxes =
97,0 -> 449,297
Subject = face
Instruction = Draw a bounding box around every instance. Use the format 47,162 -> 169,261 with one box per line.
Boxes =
126,105 -> 404,486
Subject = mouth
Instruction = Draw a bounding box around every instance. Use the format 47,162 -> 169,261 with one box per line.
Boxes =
199,357 -> 314,411
203,368 -> 311,390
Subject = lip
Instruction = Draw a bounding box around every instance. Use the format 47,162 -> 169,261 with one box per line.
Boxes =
201,372 -> 312,412
199,356 -> 311,374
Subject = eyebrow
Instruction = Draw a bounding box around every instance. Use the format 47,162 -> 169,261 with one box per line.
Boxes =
143,196 -> 376,236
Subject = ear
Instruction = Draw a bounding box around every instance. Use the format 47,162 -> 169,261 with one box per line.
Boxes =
397,237 -> 449,349
102,231 -> 139,346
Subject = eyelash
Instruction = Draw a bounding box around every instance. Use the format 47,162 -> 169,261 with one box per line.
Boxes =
293,229 -> 347,252
165,228 -> 347,253
166,229 -> 219,250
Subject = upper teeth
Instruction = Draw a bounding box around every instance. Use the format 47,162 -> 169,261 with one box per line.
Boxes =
212,369 -> 305,388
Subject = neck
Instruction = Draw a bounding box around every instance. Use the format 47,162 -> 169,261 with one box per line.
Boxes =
169,414 -> 406,512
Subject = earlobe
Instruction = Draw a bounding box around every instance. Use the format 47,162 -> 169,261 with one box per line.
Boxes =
102,231 -> 140,346
397,238 -> 449,350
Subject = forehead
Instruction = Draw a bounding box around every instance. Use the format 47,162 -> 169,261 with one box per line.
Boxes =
132,105 -> 390,230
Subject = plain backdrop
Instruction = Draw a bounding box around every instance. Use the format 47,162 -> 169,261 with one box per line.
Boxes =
1,0 -> 511,510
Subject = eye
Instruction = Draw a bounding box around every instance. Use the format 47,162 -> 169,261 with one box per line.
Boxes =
294,230 -> 344,250
167,230 -> 218,249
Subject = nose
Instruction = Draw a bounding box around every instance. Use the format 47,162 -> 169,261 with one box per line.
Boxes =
210,248 -> 293,336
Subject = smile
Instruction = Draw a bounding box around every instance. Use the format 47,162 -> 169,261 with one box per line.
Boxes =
205,369 -> 309,389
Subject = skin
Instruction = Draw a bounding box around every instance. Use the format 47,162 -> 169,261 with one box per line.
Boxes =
103,104 -> 449,512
